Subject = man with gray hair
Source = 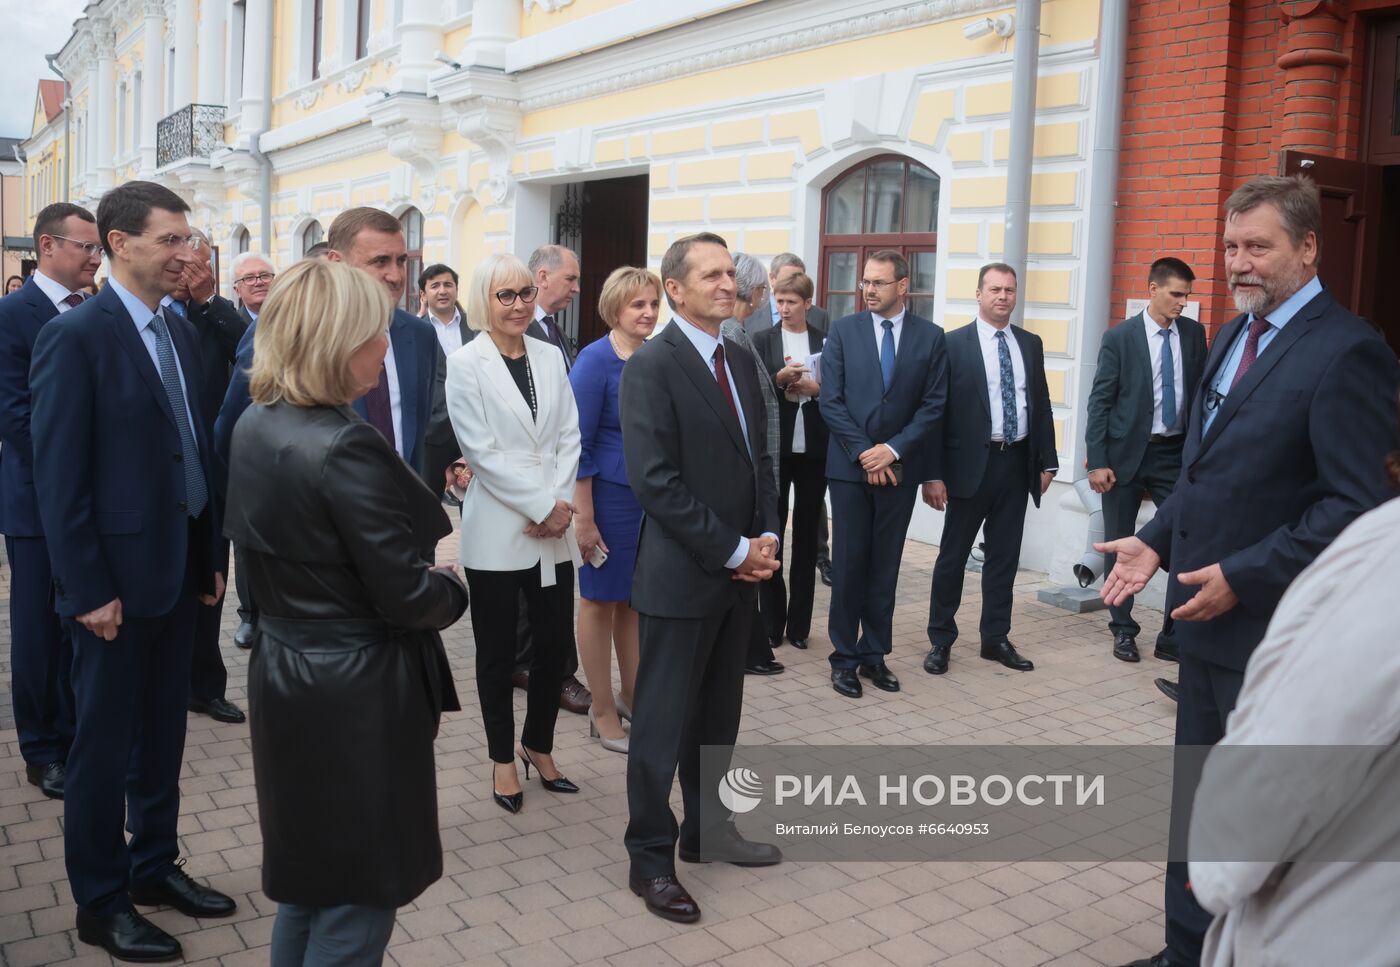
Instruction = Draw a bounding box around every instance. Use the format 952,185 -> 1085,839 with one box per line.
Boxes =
229,251 -> 276,326
527,243 -> 580,372
1099,174 -> 1399,967
744,252 -> 830,337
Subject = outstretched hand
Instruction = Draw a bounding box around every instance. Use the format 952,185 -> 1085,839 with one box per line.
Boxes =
1094,536 -> 1161,606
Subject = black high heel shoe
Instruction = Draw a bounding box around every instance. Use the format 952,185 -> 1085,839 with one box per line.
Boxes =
491,768 -> 523,814
518,748 -> 580,794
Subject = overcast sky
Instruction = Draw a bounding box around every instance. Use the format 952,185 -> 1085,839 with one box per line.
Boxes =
0,1 -> 90,140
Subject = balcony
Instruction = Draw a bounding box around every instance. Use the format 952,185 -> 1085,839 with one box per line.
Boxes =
156,104 -> 226,168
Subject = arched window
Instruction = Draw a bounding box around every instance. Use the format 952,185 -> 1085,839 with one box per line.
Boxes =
818,155 -> 939,321
234,226 -> 251,255
301,219 -> 324,255
355,0 -> 372,60
399,206 -> 423,313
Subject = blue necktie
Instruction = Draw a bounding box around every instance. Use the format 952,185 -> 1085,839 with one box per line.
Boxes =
167,300 -> 188,320
149,312 -> 208,518
1159,329 -> 1177,432
996,330 -> 1018,441
879,319 -> 895,392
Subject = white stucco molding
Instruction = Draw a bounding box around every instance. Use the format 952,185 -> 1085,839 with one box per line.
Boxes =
432,66 -> 522,206
522,0 -> 575,12
367,91 -> 445,195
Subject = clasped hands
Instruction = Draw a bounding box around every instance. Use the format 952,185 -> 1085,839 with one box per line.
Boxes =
733,535 -> 780,583
859,443 -> 897,486
1093,536 -> 1239,622
78,573 -> 226,642
524,499 -> 575,540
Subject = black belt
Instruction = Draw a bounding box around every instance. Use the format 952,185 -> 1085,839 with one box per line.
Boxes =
1148,433 -> 1184,444
990,438 -> 1027,452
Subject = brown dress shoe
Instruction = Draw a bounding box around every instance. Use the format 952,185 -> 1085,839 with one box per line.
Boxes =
629,873 -> 701,923
510,670 -> 529,690
559,675 -> 592,714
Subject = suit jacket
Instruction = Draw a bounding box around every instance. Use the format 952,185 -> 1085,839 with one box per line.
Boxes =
1084,311 -> 1207,480
30,283 -> 218,617
742,302 -> 829,340
0,278 -> 60,537
527,315 -> 576,371
721,317 -> 780,489
1137,288 -> 1399,671
183,294 -> 249,432
620,320 -> 779,619
932,322 -> 1058,506
819,309 -> 949,485
751,322 -> 830,459
444,331 -> 582,586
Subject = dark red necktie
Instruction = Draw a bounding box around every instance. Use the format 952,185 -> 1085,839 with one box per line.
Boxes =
363,363 -> 396,450
1230,317 -> 1271,389
62,293 -> 84,308
712,343 -> 740,425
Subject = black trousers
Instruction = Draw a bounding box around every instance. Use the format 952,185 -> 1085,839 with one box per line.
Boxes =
1102,436 -> 1183,640
233,543 -> 256,625
760,451 -> 828,643
1166,654 -> 1244,965
626,599 -> 749,878
928,444 -> 1031,648
465,563 -> 575,763
512,593 -> 580,679
4,535 -> 74,767
190,596 -> 228,702
827,479 -> 919,669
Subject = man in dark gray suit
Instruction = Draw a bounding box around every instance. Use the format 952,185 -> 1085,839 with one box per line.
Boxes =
620,232 -> 781,924
743,252 -> 830,337
526,244 -> 579,371
1085,257 -> 1207,663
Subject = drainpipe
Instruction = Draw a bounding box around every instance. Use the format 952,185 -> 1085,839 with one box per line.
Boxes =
249,0 -> 275,252
46,55 -> 70,201
1003,0 -> 1042,327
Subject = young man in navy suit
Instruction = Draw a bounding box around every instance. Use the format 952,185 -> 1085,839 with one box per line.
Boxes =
922,264 -> 1058,676
30,181 -> 237,962
819,250 -> 948,699
1099,175 -> 1400,967
0,202 -> 102,800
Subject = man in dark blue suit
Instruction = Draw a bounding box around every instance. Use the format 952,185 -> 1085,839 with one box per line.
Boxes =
0,202 -> 102,800
819,250 -> 948,699
1099,175 -> 1400,967
922,264 -> 1059,676
30,181 -> 237,962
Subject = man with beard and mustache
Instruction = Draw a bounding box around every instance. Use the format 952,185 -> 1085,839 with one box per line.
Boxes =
1098,174 -> 1400,967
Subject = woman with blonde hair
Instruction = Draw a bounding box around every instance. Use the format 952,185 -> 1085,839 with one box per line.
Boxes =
224,258 -> 469,966
446,252 -> 583,811
569,267 -> 659,752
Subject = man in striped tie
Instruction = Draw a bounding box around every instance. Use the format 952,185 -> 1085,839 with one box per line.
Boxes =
30,181 -> 235,963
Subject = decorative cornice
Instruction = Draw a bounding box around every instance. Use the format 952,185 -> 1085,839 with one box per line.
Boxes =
432,65 -> 522,205
524,0 -> 576,11
338,66 -> 370,93
367,92 -> 446,193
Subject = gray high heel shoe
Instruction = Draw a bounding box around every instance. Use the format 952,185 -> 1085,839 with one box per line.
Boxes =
589,707 -> 629,754
615,692 -> 633,722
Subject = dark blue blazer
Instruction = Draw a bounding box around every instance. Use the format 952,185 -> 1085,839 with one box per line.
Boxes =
1138,288 -> 1400,671
819,309 -> 948,485
0,279 -> 61,537
29,283 -> 219,618
214,308 -> 443,484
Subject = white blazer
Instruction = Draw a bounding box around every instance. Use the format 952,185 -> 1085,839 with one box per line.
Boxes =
446,332 -> 582,586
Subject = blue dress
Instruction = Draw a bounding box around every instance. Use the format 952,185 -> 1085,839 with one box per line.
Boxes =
570,336 -> 642,602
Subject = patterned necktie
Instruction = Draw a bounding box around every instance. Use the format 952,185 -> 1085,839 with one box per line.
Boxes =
879,319 -> 895,392
362,363 -> 396,451
62,293 -> 84,309
166,300 -> 188,320
1159,329 -> 1177,431
996,329 -> 1018,441
712,343 -> 740,426
148,313 -> 208,518
1230,317 -> 1272,389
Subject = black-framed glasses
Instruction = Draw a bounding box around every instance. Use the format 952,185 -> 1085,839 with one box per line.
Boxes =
235,272 -> 275,286
49,234 -> 104,258
857,279 -> 897,290
494,285 -> 538,306
1204,387 -> 1226,411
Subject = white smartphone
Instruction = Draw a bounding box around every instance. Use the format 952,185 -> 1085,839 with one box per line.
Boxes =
588,545 -> 609,568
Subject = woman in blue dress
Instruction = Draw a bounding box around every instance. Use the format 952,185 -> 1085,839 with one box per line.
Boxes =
570,267 -> 659,753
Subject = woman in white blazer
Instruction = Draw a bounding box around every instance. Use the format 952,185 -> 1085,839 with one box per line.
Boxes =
446,253 -> 583,814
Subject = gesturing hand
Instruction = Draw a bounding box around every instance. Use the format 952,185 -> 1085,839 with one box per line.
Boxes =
78,598 -> 123,641
1172,563 -> 1239,622
1093,536 -> 1162,606
181,258 -> 217,305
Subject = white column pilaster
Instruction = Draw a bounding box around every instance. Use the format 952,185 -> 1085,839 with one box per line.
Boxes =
140,1 -> 165,174
456,0 -> 518,68
172,0 -> 197,110
397,0 -> 443,94
196,0 -> 227,106
94,21 -> 117,191
238,0 -> 270,141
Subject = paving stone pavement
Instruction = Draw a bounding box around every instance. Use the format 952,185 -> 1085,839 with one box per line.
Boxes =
1,522 -> 1179,966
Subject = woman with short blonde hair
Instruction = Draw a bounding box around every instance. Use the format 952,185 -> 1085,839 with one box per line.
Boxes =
463,253 -> 538,334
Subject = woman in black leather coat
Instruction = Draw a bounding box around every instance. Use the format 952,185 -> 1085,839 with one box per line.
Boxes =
224,259 -> 468,967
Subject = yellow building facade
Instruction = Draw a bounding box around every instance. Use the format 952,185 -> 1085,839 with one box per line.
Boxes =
25,0 -> 1117,572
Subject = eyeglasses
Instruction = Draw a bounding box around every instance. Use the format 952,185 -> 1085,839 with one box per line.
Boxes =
1204,387 -> 1226,412
49,234 -> 104,258
130,232 -> 205,251
494,285 -> 539,307
857,279 -> 898,290
235,272 -> 275,286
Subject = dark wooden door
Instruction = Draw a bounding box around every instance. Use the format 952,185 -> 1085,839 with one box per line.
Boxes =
578,175 -> 648,350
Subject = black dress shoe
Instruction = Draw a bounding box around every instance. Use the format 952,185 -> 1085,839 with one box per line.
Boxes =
744,660 -> 785,676
1155,678 -> 1179,702
768,636 -> 782,650
818,560 -> 833,586
519,749 -> 580,793
1113,632 -> 1141,662
679,828 -> 783,867
789,637 -> 808,650
629,873 -> 700,923
980,640 -> 1034,671
130,863 -> 236,918
76,907 -> 182,962
1117,953 -> 1171,967
233,621 -> 255,650
923,644 -> 950,675
831,668 -> 862,698
188,697 -> 246,724
858,662 -> 900,692
511,669 -> 530,690
1154,636 -> 1179,662
25,761 -> 64,799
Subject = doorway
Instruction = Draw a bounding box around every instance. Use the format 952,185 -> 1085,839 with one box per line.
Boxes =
555,174 -> 649,352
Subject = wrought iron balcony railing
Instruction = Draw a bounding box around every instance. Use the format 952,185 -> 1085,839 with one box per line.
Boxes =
156,104 -> 226,167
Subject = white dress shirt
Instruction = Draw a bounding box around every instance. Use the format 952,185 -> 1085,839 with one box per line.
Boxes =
1144,311 -> 1185,436
381,334 -> 405,459
106,275 -> 200,450
871,307 -> 907,357
780,326 -> 809,453
976,317 -> 1028,443
429,308 -> 464,356
31,269 -> 83,313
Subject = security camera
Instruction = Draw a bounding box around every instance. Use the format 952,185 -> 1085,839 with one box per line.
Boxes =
963,14 -> 1015,41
